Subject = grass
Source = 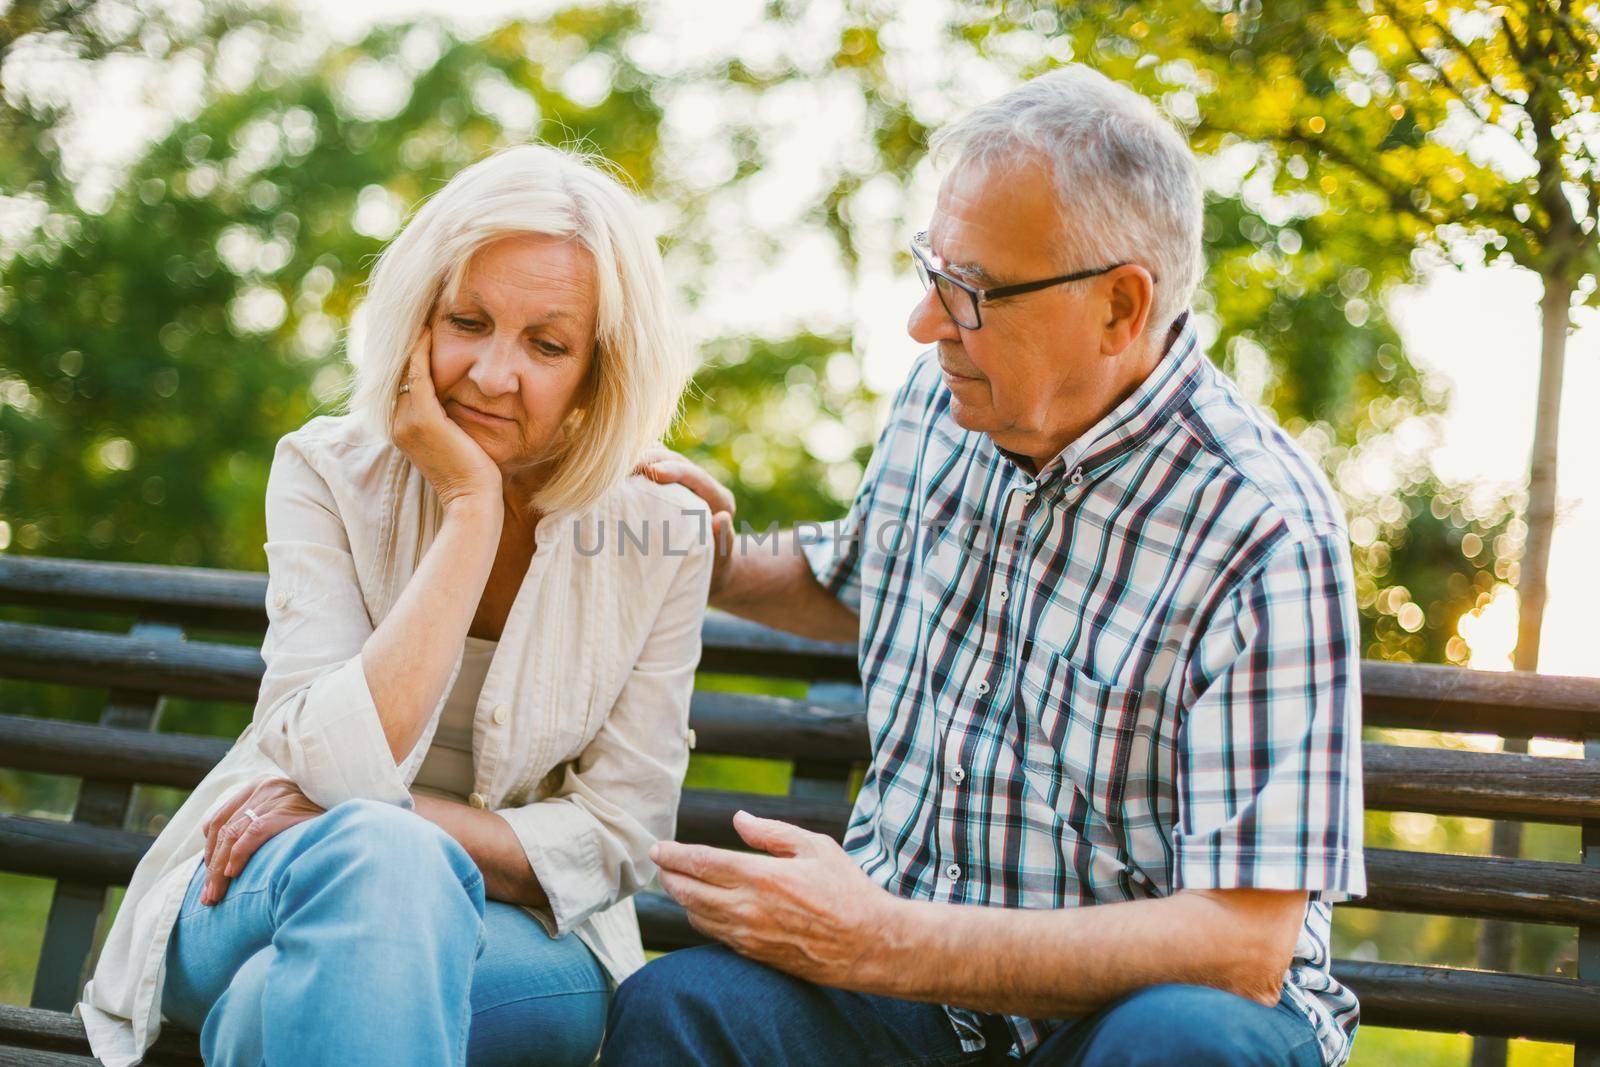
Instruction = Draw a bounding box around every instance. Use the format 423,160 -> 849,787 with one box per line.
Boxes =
1350,1027 -> 1570,1066
0,874 -> 52,1005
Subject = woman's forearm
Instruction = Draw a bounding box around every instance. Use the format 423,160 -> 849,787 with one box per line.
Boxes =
362,495 -> 502,763
411,792 -> 547,907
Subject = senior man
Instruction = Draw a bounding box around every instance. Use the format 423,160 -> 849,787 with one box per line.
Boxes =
609,65 -> 1365,1067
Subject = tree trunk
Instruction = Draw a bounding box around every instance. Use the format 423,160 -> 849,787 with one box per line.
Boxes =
1469,268 -> 1573,1067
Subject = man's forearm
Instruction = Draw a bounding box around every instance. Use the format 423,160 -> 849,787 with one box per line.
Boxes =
712,530 -> 859,643
861,889 -> 1304,1018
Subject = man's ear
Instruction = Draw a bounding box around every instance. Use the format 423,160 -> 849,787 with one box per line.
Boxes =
1100,265 -> 1156,358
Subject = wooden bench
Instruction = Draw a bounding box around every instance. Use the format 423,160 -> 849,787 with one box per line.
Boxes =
1,554 -> 1598,1065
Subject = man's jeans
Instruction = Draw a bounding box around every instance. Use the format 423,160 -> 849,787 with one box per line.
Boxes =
601,943 -> 1326,1067
162,799 -> 609,1067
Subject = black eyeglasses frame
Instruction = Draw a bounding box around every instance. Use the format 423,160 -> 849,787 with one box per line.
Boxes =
910,230 -> 1147,330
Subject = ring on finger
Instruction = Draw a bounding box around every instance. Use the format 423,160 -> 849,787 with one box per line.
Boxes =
242,807 -> 263,825
397,380 -> 412,395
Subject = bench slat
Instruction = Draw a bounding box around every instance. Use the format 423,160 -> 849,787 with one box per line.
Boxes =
0,559 -> 858,684
0,816 -> 152,885
0,622 -> 262,702
0,556 -> 266,632
6,554 -> 1600,739
0,619 -> 861,704
1359,850 -> 1600,926
1361,659 -> 1600,741
6,714 -> 1600,825
1364,744 -> 1600,823
681,691 -> 868,761
0,1003 -> 201,1066
0,714 -> 230,789
6,811 -> 1597,928
676,790 -> 852,845
0,1046 -> 100,1066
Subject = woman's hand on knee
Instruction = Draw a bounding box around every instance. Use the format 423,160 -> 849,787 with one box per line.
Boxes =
201,778 -> 324,905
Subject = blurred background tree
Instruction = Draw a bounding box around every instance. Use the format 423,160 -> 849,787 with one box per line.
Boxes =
0,0 -> 1522,656
2,2 -> 1592,1062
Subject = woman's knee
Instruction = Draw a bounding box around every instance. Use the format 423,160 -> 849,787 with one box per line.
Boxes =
322,799 -> 459,858
308,800 -> 480,901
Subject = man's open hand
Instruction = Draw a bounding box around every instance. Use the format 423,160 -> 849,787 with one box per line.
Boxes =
651,810 -> 900,989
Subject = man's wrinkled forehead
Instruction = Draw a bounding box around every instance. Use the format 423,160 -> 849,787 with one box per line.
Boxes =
927,153 -> 1064,284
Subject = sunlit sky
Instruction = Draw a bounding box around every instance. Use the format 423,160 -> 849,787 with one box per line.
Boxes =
25,0 -> 1600,679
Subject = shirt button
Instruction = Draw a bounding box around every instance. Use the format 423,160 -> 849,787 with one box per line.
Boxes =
946,863 -> 962,881
272,590 -> 289,609
491,704 -> 508,726
686,728 -> 697,750
974,679 -> 990,695
996,588 -> 1009,602
468,792 -> 487,809
1021,492 -> 1035,504
949,765 -> 966,784
1070,467 -> 1084,486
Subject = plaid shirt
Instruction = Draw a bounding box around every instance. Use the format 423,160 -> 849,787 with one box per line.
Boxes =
803,314 -> 1365,1066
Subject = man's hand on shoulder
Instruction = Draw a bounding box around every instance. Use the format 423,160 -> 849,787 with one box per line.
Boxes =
635,447 -> 736,597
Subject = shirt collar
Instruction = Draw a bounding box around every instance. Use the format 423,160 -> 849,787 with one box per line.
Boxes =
996,311 -> 1204,486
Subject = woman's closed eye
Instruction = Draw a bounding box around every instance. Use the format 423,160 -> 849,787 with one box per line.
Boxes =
447,313 -> 485,333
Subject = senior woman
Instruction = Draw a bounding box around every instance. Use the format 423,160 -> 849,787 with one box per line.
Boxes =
78,145 -> 713,1067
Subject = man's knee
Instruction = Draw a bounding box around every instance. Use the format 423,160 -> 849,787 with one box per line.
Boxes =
610,946 -> 732,1027
1051,985 -> 1299,1067
604,946 -> 784,1064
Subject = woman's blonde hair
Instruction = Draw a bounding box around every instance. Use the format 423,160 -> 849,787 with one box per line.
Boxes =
347,144 -> 691,517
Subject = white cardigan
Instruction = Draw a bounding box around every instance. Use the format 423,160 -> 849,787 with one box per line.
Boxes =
79,414 -> 714,1066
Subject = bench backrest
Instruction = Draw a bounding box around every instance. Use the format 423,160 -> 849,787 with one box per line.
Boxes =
2,555 -> 1599,1054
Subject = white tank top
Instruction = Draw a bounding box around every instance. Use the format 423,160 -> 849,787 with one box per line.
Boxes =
411,636 -> 497,802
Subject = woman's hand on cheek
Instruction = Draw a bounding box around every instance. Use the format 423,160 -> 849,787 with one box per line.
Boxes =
200,778 -> 325,905
392,327 -> 504,515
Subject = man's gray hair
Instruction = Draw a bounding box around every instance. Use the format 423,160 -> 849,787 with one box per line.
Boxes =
930,65 -> 1204,335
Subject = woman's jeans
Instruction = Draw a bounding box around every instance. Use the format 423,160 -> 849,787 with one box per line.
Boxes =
162,799 -> 609,1067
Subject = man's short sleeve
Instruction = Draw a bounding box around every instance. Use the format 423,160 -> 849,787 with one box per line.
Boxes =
800,355 -> 931,613
1172,528 -> 1366,902
801,486 -> 875,613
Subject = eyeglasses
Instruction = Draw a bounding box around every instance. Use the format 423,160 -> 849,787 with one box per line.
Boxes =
910,230 -> 1139,330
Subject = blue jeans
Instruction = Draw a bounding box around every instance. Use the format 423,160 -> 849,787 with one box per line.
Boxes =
601,943 -> 1326,1066
162,799 -> 609,1067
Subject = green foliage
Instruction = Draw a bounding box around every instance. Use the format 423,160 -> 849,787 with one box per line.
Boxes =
0,0 -> 1542,665
1,3 -> 674,568
670,332 -> 875,528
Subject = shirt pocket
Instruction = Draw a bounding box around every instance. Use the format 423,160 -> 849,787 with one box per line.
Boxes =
1016,647 -> 1143,825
